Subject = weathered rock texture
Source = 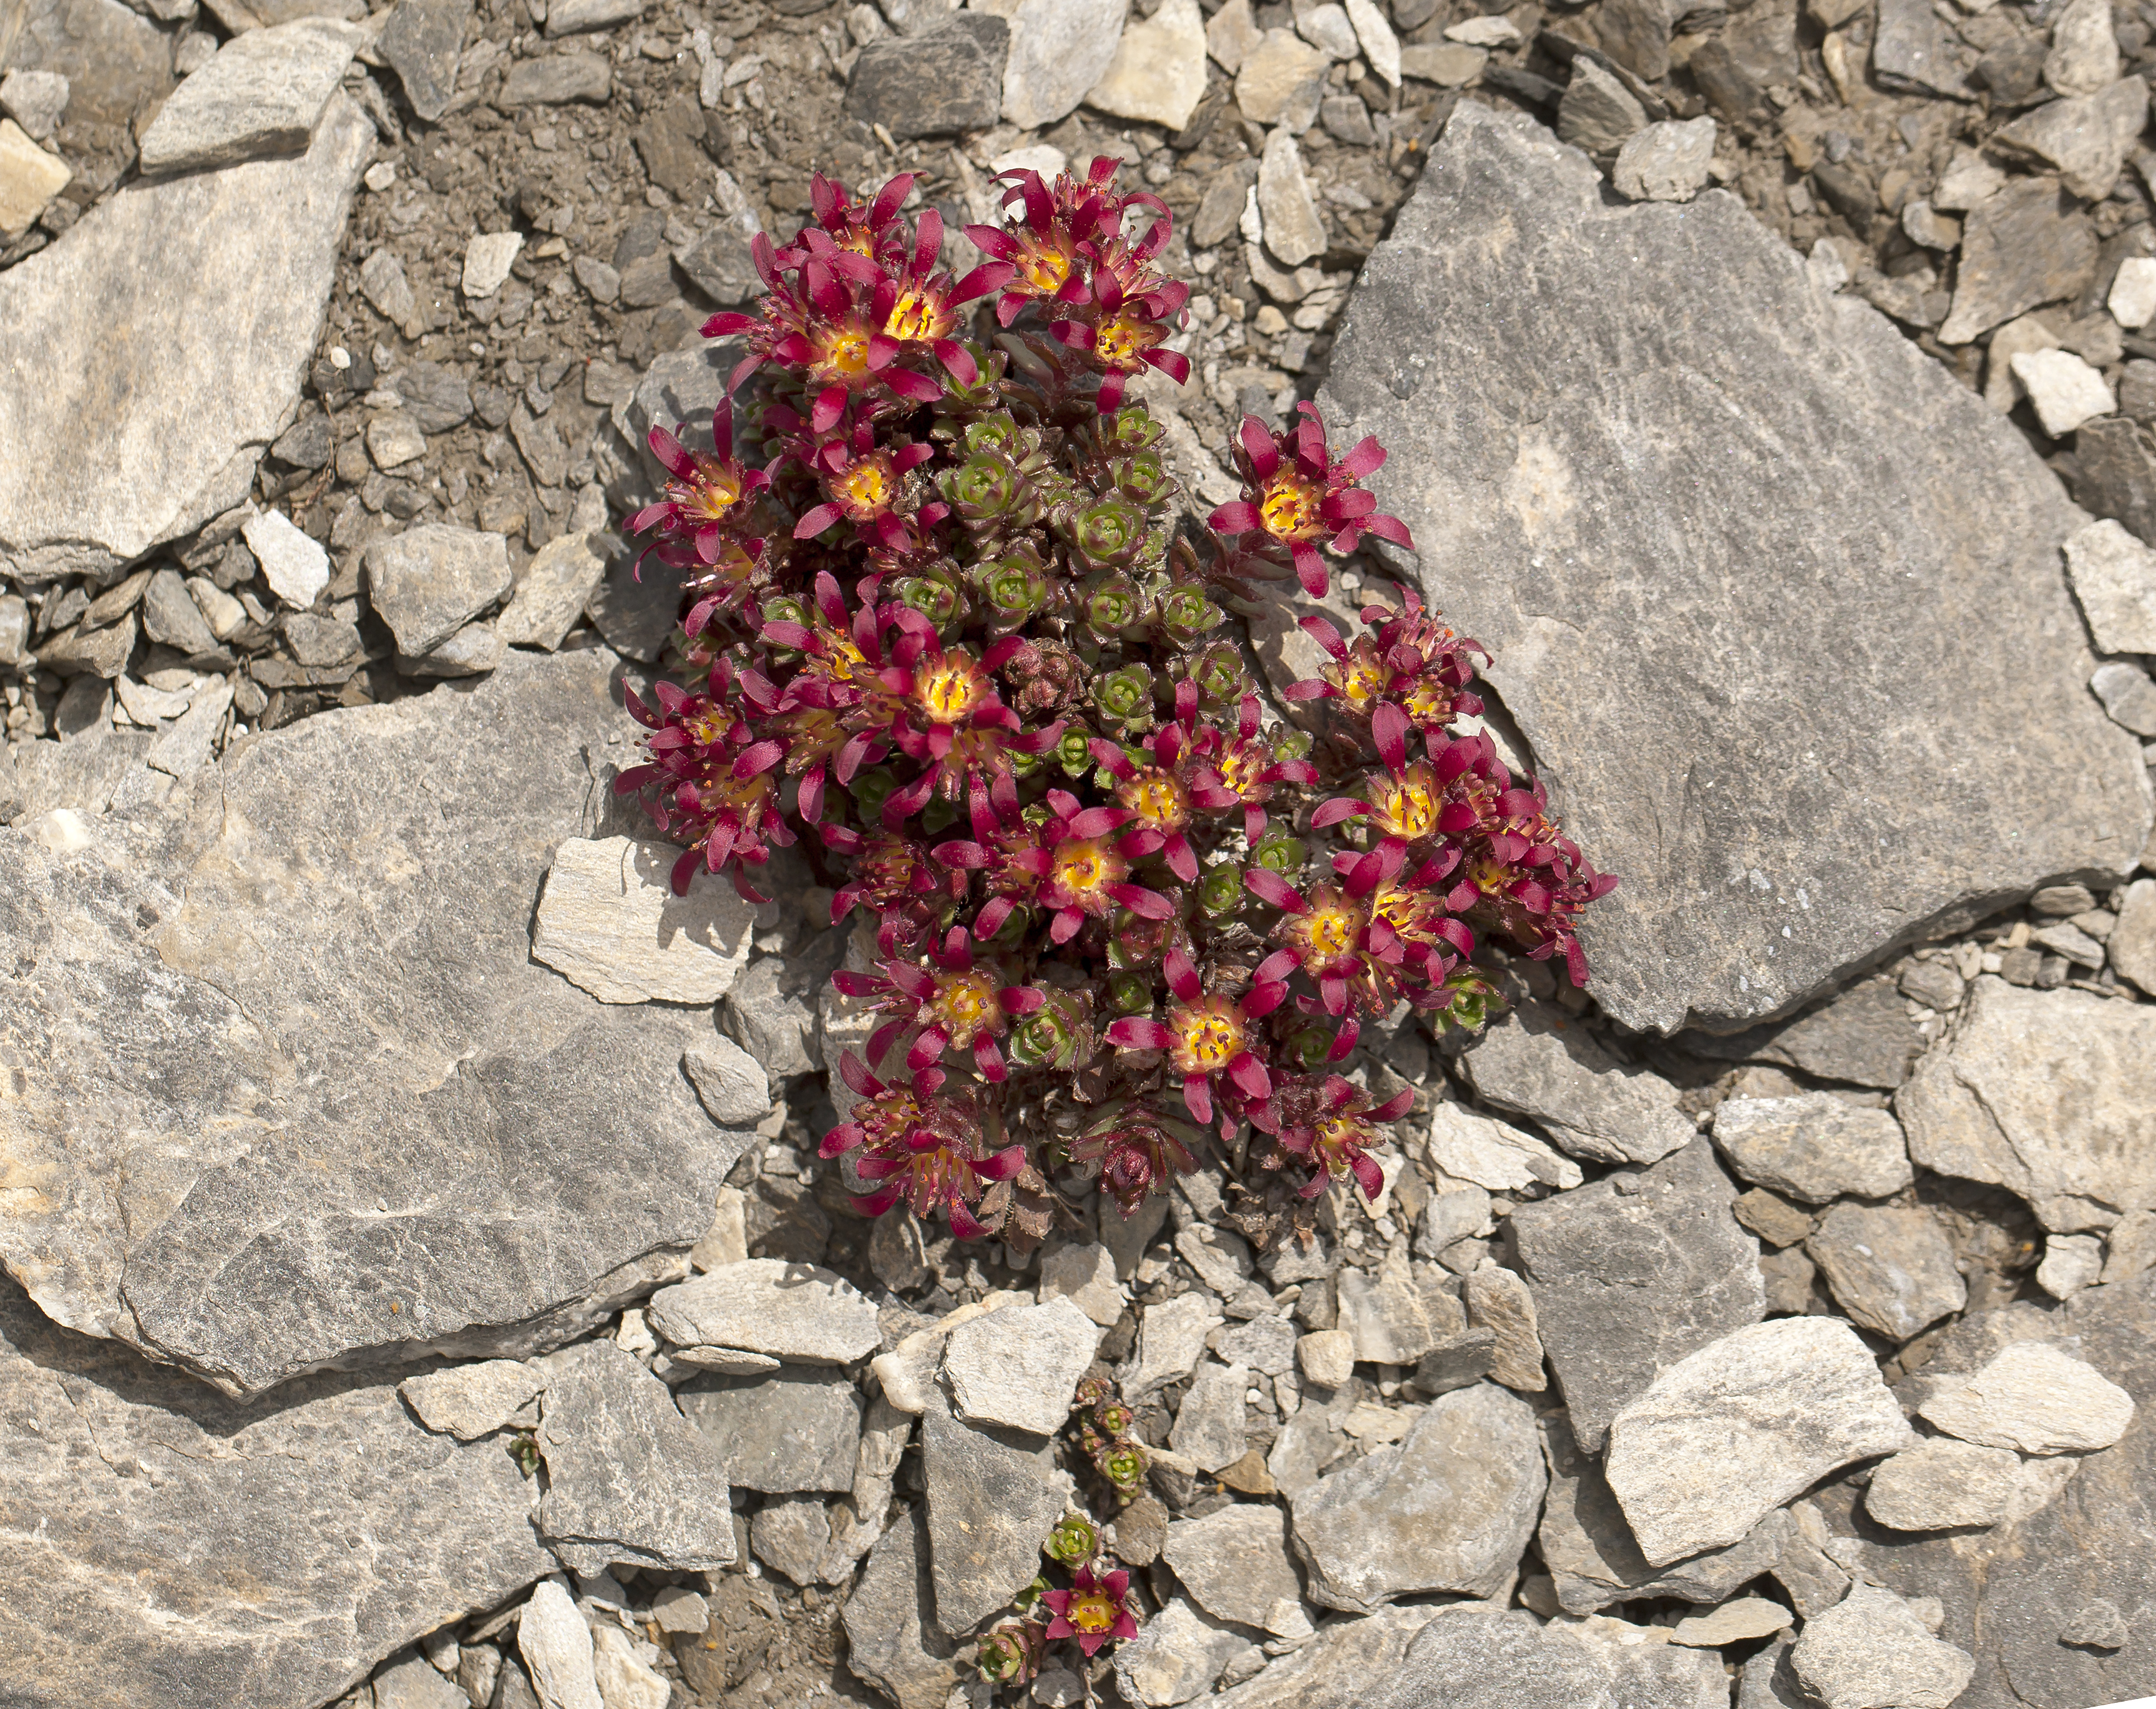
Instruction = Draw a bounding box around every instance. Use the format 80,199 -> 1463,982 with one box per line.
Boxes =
0,1274 -> 555,1709
1318,100 -> 2152,1034
0,94 -> 373,583
0,651 -> 751,1394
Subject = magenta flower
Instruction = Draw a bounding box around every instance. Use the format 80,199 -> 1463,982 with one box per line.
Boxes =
1105,948 -> 1284,1130
829,926 -> 1046,1081
1038,1563 -> 1140,1655
1208,402 -> 1413,596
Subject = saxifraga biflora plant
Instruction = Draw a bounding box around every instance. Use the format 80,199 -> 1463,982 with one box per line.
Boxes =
618,158 -> 1617,1254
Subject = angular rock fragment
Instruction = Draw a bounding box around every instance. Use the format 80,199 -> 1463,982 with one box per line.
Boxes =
675,1368 -> 862,1491
401,1359 -> 549,1439
1462,1004 -> 1696,1164
942,1295 -> 1101,1436
1085,0 -> 1207,130
921,1398 -> 1073,1635
531,835 -> 759,1005
646,1260 -> 879,1366
1169,1359 -> 1251,1471
1683,976 -> 1925,1089
0,652 -> 750,1394
1917,1340 -> 2135,1453
1122,1290 -> 1221,1398
499,51 -> 612,105
842,14 -> 1007,137
1899,978 -> 2156,1231
9,0 -> 173,125
1792,1582 -> 1974,1709
0,97 -> 371,585
1208,1605 -> 1437,1709
1366,1604 -> 1727,1709
537,1340 -> 736,1575
519,1580 -> 602,1709
1604,1317 -> 1913,1564
1510,1136 -> 1763,1450
138,16 -> 361,175
2064,518 -> 2156,653
1863,1438 -> 2022,1531
1290,1382 -> 1543,1610
1320,103 -> 2149,1034
376,0 -> 474,121
1613,115 -> 1715,202
842,1507 -> 958,1709
680,1035 -> 770,1126
0,1277 -> 556,1709
1000,0 -> 1126,128
1161,1504 -> 1304,1631
1112,1598 -> 1258,1707
1710,1094 -> 1913,1203
1805,1204 -> 1965,1340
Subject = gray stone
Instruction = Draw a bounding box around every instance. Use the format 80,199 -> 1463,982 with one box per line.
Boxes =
245,508 -> 330,608
1324,104 -> 2150,1035
532,835 -> 758,1006
843,14 -> 1008,137
145,678 -> 233,781
1290,1382 -> 1543,1611
942,1294 -> 1101,1436
0,651 -> 750,1395
393,360 -> 476,434
365,524 -> 513,656
374,1648 -> 467,1709
8,0 -> 173,127
1086,0 -> 1207,130
720,953 -> 826,1077
1209,1313 -> 1297,1377
1684,977 -> 1926,1089
545,0 -> 644,33
139,17 -> 361,175
1863,1438 -> 2023,1531
1605,1317 -> 1914,1565
1871,0 -> 1974,98
1161,1503 -> 1304,1631
2046,0 -> 2120,95
999,0 -> 1124,127
1899,978 -> 2156,1232
1461,1004 -> 1695,1165
646,1260 -> 878,1366
620,339 -> 743,487
1671,1596 -> 1795,1647
536,1340 -> 735,1575
2093,660 -> 2156,735
844,1507 -> 960,1709
1805,1204 -> 1966,1341
1124,1290 -> 1222,1399
0,97 -> 369,586
1539,1409 -> 1793,1614
498,51 -> 612,105
1712,1094 -> 1914,1203
1037,1239 -> 1125,1327
1236,28 -> 1329,130
675,1367 -> 862,1492
0,68 -> 71,139
674,214 -> 764,311
681,1035 -> 770,1126
1367,1604 -> 1727,1709
1417,1094 -> 1585,1193
497,533 -> 610,651
400,1358 -> 549,1439
1461,1264 -> 1544,1391
1989,77 -> 2147,202
1257,129 -> 1325,267
1113,1597 -> 1256,1707
0,116 -> 69,239
0,1274 -> 556,1709
1941,175 -> 2101,346
1612,115 -> 1717,202
1792,1582 -> 1974,1709
142,567 -> 222,658
2112,877 -> 2156,995
1334,1261 -> 1446,1364
518,1579 -> 601,1709
399,621 -> 505,679
377,0 -> 473,122
1557,56 -> 1646,154
1510,1137 -> 1763,1453
2064,519 -> 2156,654
583,552 -> 680,665
920,1398 -> 1073,1635
749,1497 -> 832,1584
1917,1339 -> 2135,1453
1208,1606 -> 1435,1709
1170,1359 -> 1251,1471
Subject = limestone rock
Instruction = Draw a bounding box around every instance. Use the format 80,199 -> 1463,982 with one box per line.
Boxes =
0,117 -> 69,237
1989,77 -> 2146,202
1557,56 -> 1646,154
1510,1136 -> 1763,1452
0,1275 -> 555,1709
1898,978 -> 2156,1231
1539,1409 -> 1794,1614
518,1580 -> 602,1709
1161,1503 -> 1305,1631
0,651 -> 750,1394
497,532 -> 611,651
1035,1239 -> 1124,1326
680,1035 -> 771,1126
1710,1094 -> 1913,1204
1290,1381 -> 1544,1610
537,1340 -> 736,1574
1613,115 -> 1716,202
1940,175 -> 2101,346
1235,29 -> 1329,131
1170,1360 -> 1251,1471
0,96 -> 371,585
376,0 -> 474,122
1123,1290 -> 1222,1399
1604,1317 -> 1913,1565
842,1507 -> 959,1709
366,523 -> 513,655
1461,1003 -> 1696,1164
2064,518 -> 2156,654
8,0 -> 173,126
646,1260 -> 879,1366
1207,1606 -> 1438,1709
1367,1604 -> 1729,1709
1792,1582 -> 1974,1709
531,836 -> 759,1006
401,1359 -> 549,1439
1918,1340 -> 2135,1453
1805,1204 -> 1966,1340
1863,1438 -> 2023,1531
1084,0 -> 1206,130
921,1398 -> 1074,1635
1000,0 -> 1127,128
138,17 -> 361,175
1417,1096 -> 1584,1192
2046,0 -> 2120,95
675,1367 -> 862,1492
942,1295 -> 1101,1436
843,14 -> 1007,136
246,506 -> 332,608
1684,976 -> 1928,1089
1319,102 -> 2150,1035
1112,1597 -> 1258,1707
1257,128 -> 1325,266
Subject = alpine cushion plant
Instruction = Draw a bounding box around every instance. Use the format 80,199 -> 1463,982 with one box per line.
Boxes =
617,157 -> 1617,1250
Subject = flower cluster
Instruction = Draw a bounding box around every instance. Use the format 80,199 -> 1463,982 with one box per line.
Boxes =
617,158 -> 1616,1250
973,1504 -> 1141,1688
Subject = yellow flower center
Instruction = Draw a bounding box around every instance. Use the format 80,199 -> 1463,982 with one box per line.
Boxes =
1214,744 -> 1266,800
916,655 -> 985,723
1467,855 -> 1511,896
925,970 -> 999,1042
685,704 -> 729,746
1016,240 -> 1074,296
1121,769 -> 1188,832
1259,472 -> 1325,542
1403,678 -> 1451,724
698,766 -> 774,819
681,462 -> 745,522
1171,997 -> 1244,1072
1370,764 -> 1441,840
1330,640 -> 1388,708
885,288 -> 945,343
838,457 -> 893,512
1051,837 -> 1117,896
1094,311 -> 1153,368
1300,890 -> 1367,959
816,324 -> 872,381
1067,1592 -> 1118,1635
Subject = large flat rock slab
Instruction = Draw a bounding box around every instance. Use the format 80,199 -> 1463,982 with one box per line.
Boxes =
0,649 -> 752,1395
1319,100 -> 2151,1035
0,1275 -> 557,1709
0,92 -> 370,584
